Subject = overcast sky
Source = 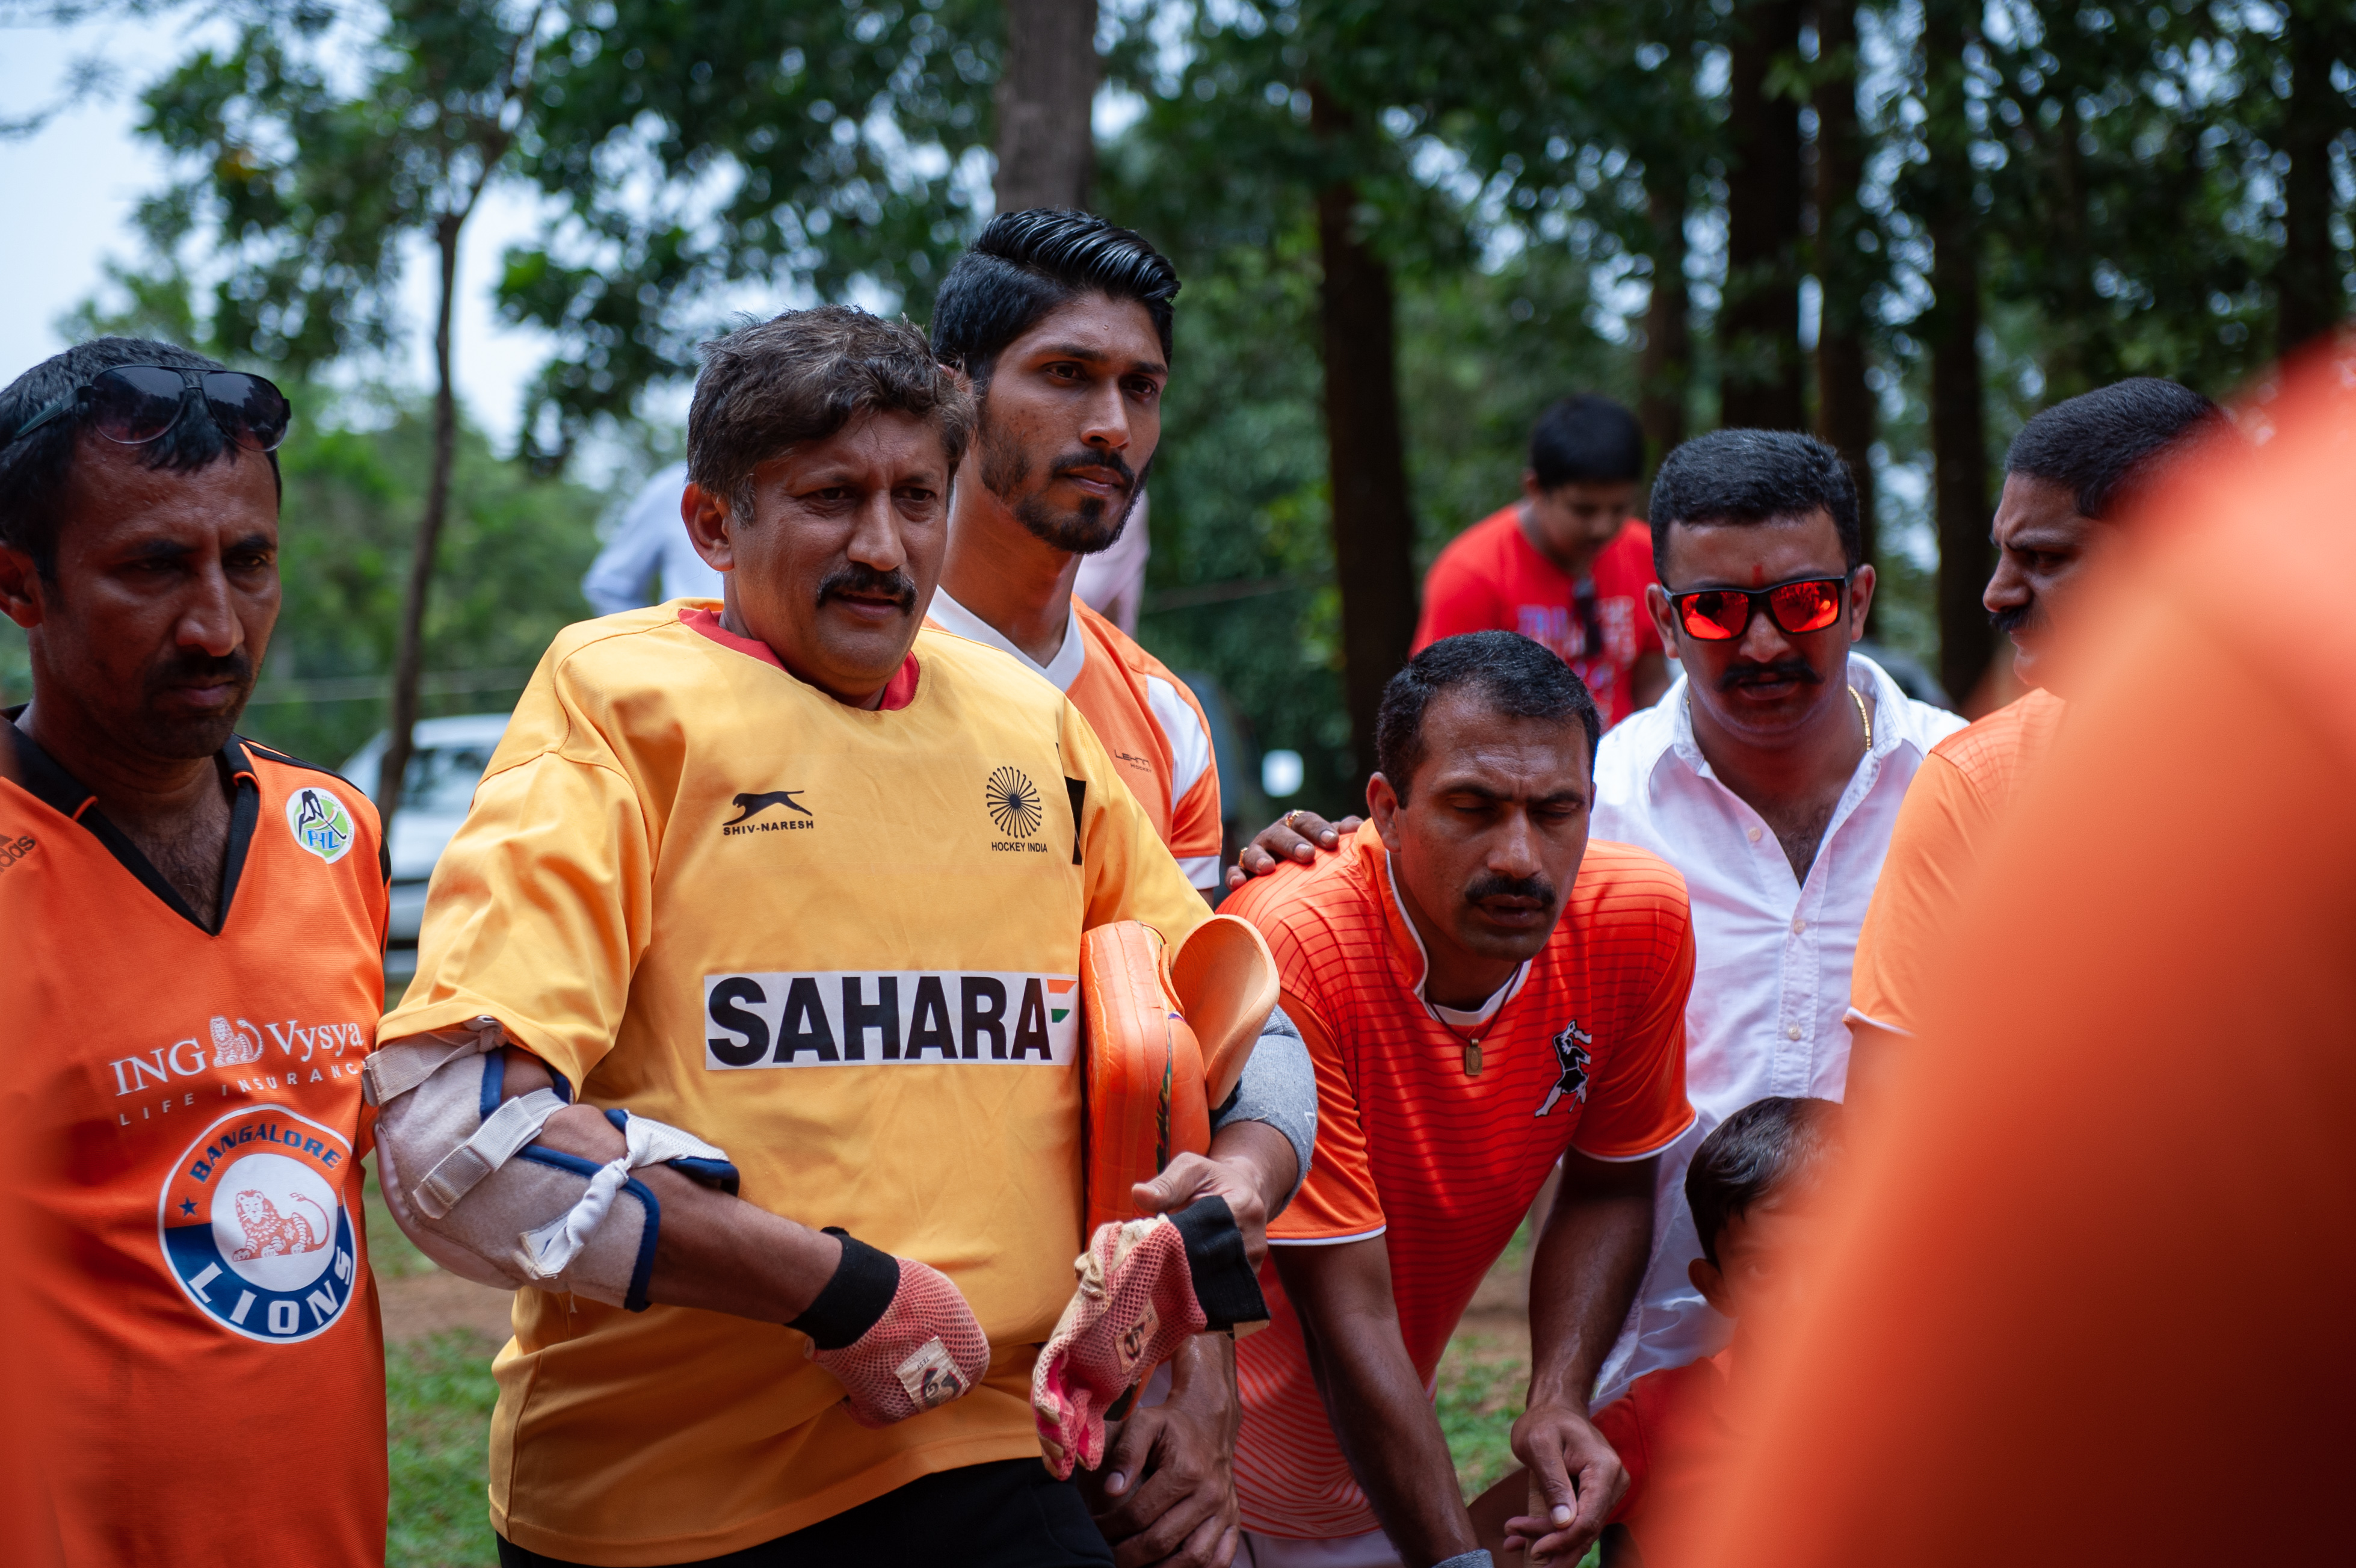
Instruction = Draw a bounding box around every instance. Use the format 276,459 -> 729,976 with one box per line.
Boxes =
1,9 -> 570,454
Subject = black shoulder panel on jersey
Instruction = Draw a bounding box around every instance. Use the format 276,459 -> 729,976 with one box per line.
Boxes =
1065,777 -> 1086,866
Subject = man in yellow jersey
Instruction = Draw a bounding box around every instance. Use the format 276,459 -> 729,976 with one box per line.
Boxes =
1845,378 -> 2227,1102
927,208 -> 1319,1564
375,306 -> 1284,1567
1,338 -> 389,1564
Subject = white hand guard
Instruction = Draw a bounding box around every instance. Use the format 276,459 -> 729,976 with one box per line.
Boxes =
364,1017 -> 737,1310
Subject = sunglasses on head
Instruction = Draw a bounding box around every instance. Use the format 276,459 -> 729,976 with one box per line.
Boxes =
5,364 -> 292,453
1668,573 -> 1851,641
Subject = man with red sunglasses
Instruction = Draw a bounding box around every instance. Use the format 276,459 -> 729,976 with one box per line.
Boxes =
0,336 -> 390,1565
1580,428 -> 1963,1412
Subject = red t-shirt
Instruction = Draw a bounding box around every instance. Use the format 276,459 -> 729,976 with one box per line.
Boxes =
1596,1348 -> 1739,1554
1413,508 -> 1664,727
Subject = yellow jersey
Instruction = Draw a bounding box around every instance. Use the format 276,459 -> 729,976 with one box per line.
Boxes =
380,603 -> 1209,1565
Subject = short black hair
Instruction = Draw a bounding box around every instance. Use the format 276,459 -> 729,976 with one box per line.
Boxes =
2005,377 -> 2223,522
1374,631 -> 1601,801
0,337 -> 282,580
1648,429 -> 1862,580
688,305 -> 975,518
928,209 -> 1180,387
1686,1096 -> 1845,1268
1529,394 -> 1644,489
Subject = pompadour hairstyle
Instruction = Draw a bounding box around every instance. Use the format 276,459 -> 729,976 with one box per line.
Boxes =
928,209 -> 1180,386
1648,429 -> 1863,579
2005,377 -> 2223,522
688,305 -> 975,517
1375,631 -> 1602,801
0,337 -> 282,580
1686,1096 -> 1846,1268
1529,394 -> 1645,489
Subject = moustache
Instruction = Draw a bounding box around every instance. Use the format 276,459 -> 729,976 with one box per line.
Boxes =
1716,658 -> 1822,693
1464,871 -> 1558,912
815,563 -> 919,616
147,647 -> 254,698
1050,449 -> 1137,492
1990,601 -> 2038,635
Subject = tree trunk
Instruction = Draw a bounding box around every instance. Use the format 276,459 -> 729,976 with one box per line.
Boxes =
1720,0 -> 1809,430
994,0 -> 1098,213
1311,88 -> 1419,785
378,214 -> 464,843
1639,171 -> 1691,478
2275,0 -> 2346,353
1810,0 -> 1874,569
1922,0 -> 1993,704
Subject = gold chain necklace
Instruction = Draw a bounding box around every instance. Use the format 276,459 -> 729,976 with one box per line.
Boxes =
1850,684 -> 1873,753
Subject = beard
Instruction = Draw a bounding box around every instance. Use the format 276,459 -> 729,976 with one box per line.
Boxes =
977,418 -> 1151,556
137,646 -> 256,759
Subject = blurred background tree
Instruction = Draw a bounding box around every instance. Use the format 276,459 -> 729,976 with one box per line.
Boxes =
9,0 -> 2348,823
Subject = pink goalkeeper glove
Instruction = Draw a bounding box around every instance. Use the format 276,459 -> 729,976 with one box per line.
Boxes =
795,1229 -> 991,1429
1032,1196 -> 1268,1477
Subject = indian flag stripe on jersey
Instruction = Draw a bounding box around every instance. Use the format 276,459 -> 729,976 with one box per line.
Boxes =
1047,977 -> 1076,1024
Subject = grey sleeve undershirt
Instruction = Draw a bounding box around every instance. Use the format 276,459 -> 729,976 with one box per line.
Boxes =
1207,1002 -> 1316,1214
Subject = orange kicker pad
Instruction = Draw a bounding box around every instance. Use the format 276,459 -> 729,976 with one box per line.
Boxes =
1078,915 -> 1279,1238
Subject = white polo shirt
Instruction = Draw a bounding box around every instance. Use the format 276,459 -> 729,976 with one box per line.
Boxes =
1590,652 -> 1966,1399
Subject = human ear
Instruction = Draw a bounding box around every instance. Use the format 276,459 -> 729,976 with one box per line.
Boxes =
1847,562 -> 1876,636
1689,1255 -> 1735,1318
1644,581 -> 1680,652
682,481 -> 736,572
1367,772 -> 1405,852
0,546 -> 46,631
1520,469 -> 1546,506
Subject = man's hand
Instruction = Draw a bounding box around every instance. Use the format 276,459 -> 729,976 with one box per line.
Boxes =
1132,1121 -> 1294,1268
1501,1402 -> 1627,1564
1225,809 -> 1363,887
1084,1336 -> 1242,1568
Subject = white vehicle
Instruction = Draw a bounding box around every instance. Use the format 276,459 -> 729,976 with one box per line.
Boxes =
341,712 -> 510,992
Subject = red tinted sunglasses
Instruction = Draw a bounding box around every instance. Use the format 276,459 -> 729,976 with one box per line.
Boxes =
1668,574 -> 1850,641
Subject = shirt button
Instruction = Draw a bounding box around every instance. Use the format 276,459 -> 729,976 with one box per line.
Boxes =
1791,916 -> 1807,934
1786,1025 -> 1803,1040
1747,826 -> 1762,843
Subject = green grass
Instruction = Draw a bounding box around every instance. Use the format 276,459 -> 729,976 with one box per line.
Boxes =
366,1162 -> 437,1279
387,1331 -> 501,1567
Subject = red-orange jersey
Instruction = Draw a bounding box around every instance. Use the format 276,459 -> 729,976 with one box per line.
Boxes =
1594,1348 -> 1738,1554
1848,687 -> 2067,1036
1,717 -> 389,1566
1220,826 -> 1695,1537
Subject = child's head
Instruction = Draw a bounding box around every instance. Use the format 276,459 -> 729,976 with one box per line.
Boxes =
1685,1096 -> 1845,1333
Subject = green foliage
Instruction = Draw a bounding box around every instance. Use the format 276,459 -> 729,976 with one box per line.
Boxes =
386,1332 -> 501,1568
247,398 -> 603,767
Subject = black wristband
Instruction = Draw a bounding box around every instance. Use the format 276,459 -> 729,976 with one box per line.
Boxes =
1169,1196 -> 1269,1332
787,1227 -> 901,1350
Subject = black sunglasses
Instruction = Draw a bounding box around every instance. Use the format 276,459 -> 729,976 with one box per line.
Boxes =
5,364 -> 292,453
1667,573 -> 1851,641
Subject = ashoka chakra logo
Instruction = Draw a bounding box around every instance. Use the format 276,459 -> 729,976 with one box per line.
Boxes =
985,767 -> 1043,838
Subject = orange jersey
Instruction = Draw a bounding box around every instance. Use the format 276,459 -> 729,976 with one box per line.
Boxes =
1594,1348 -> 1738,1553
1847,687 -> 2067,1036
928,591 -> 1224,887
1220,826 -> 1695,1537
1674,365 -> 2356,1568
1,718 -> 388,1566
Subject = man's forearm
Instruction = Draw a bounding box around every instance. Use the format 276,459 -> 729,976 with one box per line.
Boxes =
501,1049 -> 844,1322
1526,1158 -> 1655,1410
1278,1250 -> 1478,1565
1208,1118 -> 1298,1234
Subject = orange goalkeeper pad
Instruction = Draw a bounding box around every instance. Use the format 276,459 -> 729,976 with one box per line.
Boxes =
1078,915 -> 1278,1238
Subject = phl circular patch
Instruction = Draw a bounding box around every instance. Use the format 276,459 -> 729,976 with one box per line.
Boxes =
285,783 -> 356,863
159,1106 -> 360,1343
